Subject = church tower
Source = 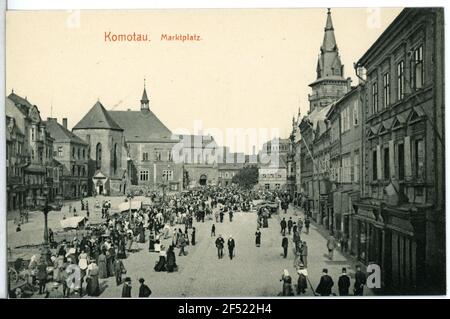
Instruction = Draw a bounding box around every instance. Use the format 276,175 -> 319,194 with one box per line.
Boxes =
308,9 -> 351,113
141,79 -> 150,111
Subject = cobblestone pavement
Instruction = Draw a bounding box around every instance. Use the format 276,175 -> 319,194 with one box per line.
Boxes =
7,197 -> 373,297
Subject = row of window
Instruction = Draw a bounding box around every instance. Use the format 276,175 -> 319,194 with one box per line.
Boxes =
139,169 -> 174,181
71,165 -> 87,177
371,137 -> 424,181
371,45 -> 424,114
340,101 -> 359,134
142,151 -> 173,162
261,173 -> 284,179
329,152 -> 360,183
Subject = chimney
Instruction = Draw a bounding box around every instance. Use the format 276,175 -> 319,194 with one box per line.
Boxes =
62,118 -> 68,129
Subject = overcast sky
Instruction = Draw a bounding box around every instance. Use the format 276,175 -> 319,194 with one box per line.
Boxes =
6,8 -> 403,153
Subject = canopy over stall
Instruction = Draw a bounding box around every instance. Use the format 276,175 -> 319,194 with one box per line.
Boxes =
60,216 -> 86,230
118,200 -> 142,212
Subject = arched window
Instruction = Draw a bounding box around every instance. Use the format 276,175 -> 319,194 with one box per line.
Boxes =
96,143 -> 102,170
113,143 -> 118,174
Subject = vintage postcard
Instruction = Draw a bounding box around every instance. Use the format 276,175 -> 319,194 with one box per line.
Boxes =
3,6 -> 446,299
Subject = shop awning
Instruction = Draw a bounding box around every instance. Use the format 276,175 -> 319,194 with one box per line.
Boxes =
118,200 -> 142,212
60,216 -> 86,229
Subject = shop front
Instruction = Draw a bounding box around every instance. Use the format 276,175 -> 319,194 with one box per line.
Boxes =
353,202 -> 426,294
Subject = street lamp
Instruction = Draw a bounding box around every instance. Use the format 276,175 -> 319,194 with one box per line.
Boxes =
127,193 -> 134,225
36,187 -> 53,264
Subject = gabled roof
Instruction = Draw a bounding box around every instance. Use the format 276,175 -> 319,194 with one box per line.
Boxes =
45,119 -> 88,145
109,109 -> 173,142
8,92 -> 34,116
73,101 -> 123,131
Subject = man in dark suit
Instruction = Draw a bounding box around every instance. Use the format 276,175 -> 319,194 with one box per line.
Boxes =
282,235 -> 289,258
287,217 -> 293,235
215,235 -> 225,259
338,267 -> 351,296
280,218 -> 287,236
315,268 -> 334,296
354,265 -> 367,296
227,236 -> 235,260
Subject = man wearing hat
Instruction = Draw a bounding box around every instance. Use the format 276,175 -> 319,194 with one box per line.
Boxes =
138,278 -> 152,297
121,277 -> 132,297
315,268 -> 334,296
215,235 -> 225,259
338,267 -> 351,296
227,235 -> 235,260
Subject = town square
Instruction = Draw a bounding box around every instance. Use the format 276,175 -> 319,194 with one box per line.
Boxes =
4,7 -> 445,298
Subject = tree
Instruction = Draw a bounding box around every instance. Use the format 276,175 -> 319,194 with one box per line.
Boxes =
232,165 -> 259,189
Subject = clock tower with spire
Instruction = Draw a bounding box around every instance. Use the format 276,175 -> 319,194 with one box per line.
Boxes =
308,9 -> 351,113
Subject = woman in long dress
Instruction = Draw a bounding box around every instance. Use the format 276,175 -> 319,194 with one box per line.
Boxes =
166,245 -> 177,272
255,229 -> 261,247
296,266 -> 308,295
138,223 -> 145,243
97,250 -> 108,279
86,261 -> 100,296
148,231 -> 155,252
280,269 -> 293,296
154,246 -> 167,272
191,227 -> 196,246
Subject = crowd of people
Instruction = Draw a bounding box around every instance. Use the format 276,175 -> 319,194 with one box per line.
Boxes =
10,184 -> 370,298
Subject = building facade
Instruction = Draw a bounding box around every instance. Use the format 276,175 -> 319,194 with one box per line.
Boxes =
325,86 -> 364,253
299,9 -> 351,224
7,92 -> 56,209
45,118 -> 89,199
354,8 -> 445,294
175,134 -> 219,188
73,86 -> 183,195
6,105 -> 27,213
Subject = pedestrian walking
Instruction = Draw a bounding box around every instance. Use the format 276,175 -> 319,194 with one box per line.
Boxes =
282,235 -> 289,258
354,265 -> 367,296
121,277 -> 132,297
255,229 -> 261,247
37,259 -> 48,294
326,235 -> 337,260
280,269 -> 294,296
315,268 -> 334,296
287,217 -> 293,235
338,267 -> 351,296
138,278 -> 152,297
211,224 -> 216,237
215,235 -> 225,259
114,258 -> 126,286
296,266 -> 308,295
304,218 -> 310,234
300,241 -> 308,267
227,236 -> 235,260
293,229 -> 301,252
340,233 -> 349,253
178,234 -> 187,256
191,227 -> 196,245
280,218 -> 287,236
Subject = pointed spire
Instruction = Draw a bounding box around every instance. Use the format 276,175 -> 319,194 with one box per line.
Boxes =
141,78 -> 149,111
325,8 -> 334,31
315,8 -> 343,80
